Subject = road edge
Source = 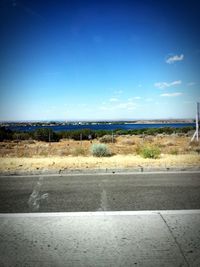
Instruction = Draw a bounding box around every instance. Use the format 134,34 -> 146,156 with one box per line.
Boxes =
1,166 -> 200,176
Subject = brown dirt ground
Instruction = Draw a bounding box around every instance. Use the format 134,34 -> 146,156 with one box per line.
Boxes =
0,135 -> 199,172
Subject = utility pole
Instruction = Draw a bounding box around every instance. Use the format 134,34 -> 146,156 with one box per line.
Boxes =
191,102 -> 199,142
80,133 -> 82,146
49,130 -> 51,145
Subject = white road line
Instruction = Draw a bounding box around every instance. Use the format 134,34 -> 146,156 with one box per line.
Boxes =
27,176 -> 48,211
98,189 -> 108,211
0,210 -> 200,218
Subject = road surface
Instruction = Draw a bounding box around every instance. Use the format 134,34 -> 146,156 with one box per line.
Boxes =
0,171 -> 200,212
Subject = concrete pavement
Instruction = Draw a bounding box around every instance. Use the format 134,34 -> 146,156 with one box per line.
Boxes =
0,210 -> 200,267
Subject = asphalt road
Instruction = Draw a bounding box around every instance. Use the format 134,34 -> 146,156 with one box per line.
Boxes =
0,172 -> 200,213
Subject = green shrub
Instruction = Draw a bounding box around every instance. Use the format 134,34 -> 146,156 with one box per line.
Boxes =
96,130 -> 111,138
169,148 -> 179,155
139,145 -> 161,159
60,129 -> 96,140
91,144 -> 111,157
0,127 -> 13,141
13,132 -> 32,141
33,128 -> 60,142
144,128 -> 157,136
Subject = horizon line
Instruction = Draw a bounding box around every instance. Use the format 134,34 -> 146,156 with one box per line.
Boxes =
0,118 -> 195,123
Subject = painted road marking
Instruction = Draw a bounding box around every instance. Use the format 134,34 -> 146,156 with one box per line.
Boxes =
0,209 -> 200,218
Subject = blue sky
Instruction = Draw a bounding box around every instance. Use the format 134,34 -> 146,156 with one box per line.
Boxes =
0,0 -> 200,121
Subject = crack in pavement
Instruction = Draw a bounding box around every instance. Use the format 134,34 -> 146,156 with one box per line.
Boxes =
159,212 -> 190,267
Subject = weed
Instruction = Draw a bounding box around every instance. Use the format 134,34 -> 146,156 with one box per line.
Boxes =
169,148 -> 179,155
99,135 -> 116,143
194,147 -> 200,154
122,139 -> 135,145
72,147 -> 86,156
139,145 -> 161,159
91,144 -> 111,157
189,141 -> 199,147
163,141 -> 175,146
39,151 -> 48,157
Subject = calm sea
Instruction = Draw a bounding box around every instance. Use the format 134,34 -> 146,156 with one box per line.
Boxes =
8,123 -> 195,132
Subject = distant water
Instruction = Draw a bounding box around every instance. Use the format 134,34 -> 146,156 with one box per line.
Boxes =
8,123 -> 195,132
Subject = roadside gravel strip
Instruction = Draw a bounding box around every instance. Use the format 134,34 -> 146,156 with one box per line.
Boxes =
1,167 -> 200,176
1,165 -> 200,176
0,210 -> 200,267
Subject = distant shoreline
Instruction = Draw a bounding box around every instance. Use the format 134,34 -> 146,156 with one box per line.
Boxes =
0,119 -> 195,128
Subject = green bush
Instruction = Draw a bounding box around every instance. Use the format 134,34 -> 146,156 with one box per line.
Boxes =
169,148 -> 179,155
13,132 -> 32,141
139,145 -> 161,159
53,126 -> 196,141
144,128 -> 157,136
91,144 -> 111,157
95,130 -> 111,138
0,127 -> 13,141
59,129 -> 96,140
33,128 -> 60,142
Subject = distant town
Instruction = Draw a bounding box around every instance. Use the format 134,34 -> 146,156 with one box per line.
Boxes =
0,119 -> 195,128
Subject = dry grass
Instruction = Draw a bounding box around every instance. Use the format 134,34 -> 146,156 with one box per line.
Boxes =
0,154 -> 199,172
0,135 -> 199,157
0,135 -> 200,171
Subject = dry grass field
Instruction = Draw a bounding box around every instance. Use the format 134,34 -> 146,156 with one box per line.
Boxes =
0,135 -> 200,172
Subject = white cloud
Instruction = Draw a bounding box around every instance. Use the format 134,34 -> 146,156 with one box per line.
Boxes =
154,80 -> 182,89
109,98 -> 119,102
160,92 -> 183,97
166,54 -> 184,64
133,96 -> 141,100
